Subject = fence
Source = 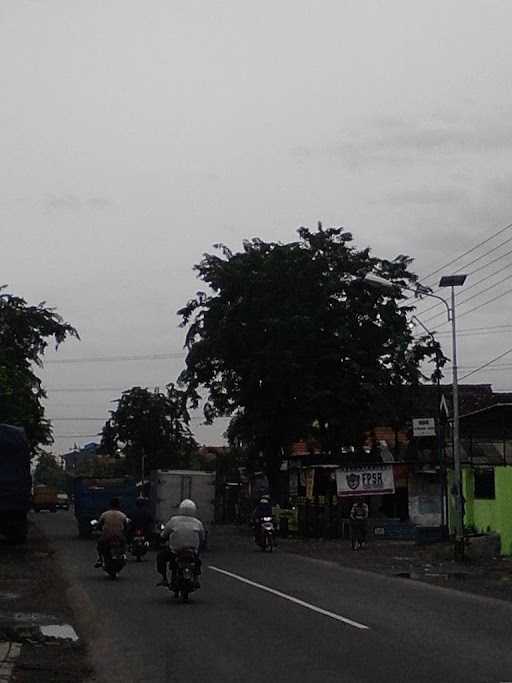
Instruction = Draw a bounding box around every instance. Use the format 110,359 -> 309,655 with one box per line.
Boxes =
294,500 -> 351,539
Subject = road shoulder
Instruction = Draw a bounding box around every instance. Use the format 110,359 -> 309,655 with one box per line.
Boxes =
0,516 -> 93,682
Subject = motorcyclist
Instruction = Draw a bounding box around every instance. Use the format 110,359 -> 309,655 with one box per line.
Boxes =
156,499 -> 205,588
94,497 -> 130,568
129,496 -> 153,542
252,495 -> 273,544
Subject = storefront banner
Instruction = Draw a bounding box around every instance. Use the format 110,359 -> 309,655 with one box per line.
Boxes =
336,465 -> 395,497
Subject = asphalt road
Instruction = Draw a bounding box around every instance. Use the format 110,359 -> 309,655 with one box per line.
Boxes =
38,511 -> 512,683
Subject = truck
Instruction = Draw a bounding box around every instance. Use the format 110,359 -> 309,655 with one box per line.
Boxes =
73,476 -> 138,537
32,485 -> 58,512
150,470 -> 216,537
0,424 -> 32,543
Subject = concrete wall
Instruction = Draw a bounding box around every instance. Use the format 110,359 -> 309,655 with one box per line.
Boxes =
462,467 -> 512,556
408,473 -> 442,526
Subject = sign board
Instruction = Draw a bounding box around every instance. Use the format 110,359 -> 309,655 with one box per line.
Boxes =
336,465 -> 395,497
413,417 -> 436,437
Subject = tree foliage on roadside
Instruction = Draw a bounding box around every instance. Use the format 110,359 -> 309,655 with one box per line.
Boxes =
99,384 -> 198,475
178,225 -> 444,494
0,287 -> 79,454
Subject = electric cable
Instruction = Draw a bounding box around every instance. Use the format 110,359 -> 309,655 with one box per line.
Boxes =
416,221 -> 512,286
415,260 -> 512,317
422,273 -> 512,325
460,345 -> 512,381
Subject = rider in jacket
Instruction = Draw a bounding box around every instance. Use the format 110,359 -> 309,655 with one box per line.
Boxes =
252,495 -> 273,544
156,499 -> 205,588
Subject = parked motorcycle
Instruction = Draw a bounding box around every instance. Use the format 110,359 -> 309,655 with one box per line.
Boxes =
255,516 -> 275,552
130,528 -> 149,562
170,548 -> 200,602
91,520 -> 127,579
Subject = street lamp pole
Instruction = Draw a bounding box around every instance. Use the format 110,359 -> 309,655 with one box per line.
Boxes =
439,275 -> 468,561
363,271 -> 468,560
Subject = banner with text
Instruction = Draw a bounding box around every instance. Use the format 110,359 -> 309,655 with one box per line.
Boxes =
336,465 -> 395,497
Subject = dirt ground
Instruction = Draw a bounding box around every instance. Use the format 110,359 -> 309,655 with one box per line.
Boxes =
277,533 -> 512,602
0,517 -> 92,682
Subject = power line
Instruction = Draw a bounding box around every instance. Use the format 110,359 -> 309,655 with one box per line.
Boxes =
460,344 -> 512,381
415,260 -> 512,317
53,434 -> 100,439
427,285 -> 512,328
412,234 -> 512,309
422,272 -> 512,325
48,387 -> 128,393
45,352 -> 185,365
451,233 -> 512,277
49,416 -> 231,422
417,221 -> 512,286
414,327 -> 512,339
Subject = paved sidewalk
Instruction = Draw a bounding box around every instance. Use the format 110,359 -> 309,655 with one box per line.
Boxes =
0,643 -> 21,682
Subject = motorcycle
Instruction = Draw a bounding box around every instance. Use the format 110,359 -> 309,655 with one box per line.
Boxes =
130,528 -> 149,562
170,548 -> 200,602
255,516 -> 275,552
91,520 -> 127,579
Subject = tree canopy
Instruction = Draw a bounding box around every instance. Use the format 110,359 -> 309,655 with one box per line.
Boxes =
0,287 -> 79,453
178,225 -> 443,494
99,384 -> 198,475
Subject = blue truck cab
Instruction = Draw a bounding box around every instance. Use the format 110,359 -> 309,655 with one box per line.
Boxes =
73,476 -> 138,537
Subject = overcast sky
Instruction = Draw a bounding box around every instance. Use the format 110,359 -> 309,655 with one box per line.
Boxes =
3,1 -> 512,453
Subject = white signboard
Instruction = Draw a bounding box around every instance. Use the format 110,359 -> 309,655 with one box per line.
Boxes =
412,417 -> 436,437
336,465 -> 395,497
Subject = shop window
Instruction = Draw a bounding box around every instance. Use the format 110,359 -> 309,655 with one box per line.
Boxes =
474,468 -> 495,500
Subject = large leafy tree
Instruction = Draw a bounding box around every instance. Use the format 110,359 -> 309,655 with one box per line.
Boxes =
0,287 -> 79,454
179,225 -> 442,496
100,384 -> 197,475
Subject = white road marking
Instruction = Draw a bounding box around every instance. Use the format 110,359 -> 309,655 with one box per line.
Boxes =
209,565 -> 369,630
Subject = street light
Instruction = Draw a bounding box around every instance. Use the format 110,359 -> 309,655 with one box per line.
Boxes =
362,271 -> 468,559
439,273 -> 467,561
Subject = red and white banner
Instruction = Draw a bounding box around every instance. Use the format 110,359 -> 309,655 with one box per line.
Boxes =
336,465 -> 395,497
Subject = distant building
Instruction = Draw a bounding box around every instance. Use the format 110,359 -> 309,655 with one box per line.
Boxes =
61,442 -> 99,473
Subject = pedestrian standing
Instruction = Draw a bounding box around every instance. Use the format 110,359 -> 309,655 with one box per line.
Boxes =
349,498 -> 369,550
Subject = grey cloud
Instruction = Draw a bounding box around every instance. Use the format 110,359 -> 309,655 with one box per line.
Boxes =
43,194 -> 114,213
86,196 -> 115,210
293,119 -> 512,169
384,187 -> 467,206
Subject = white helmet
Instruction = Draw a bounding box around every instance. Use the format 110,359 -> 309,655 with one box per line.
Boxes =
178,499 -> 197,516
